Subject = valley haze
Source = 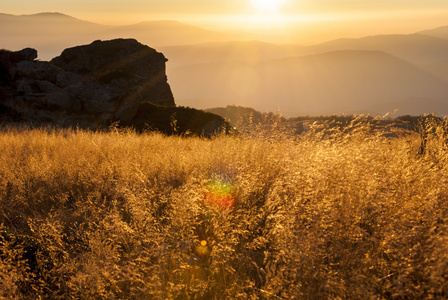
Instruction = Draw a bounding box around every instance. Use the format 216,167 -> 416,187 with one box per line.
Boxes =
2,12 -> 448,117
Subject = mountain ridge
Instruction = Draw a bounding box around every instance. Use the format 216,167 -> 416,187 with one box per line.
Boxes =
0,12 -> 236,59
418,25 -> 448,40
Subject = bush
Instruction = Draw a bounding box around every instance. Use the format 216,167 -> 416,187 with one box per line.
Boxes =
119,102 -> 229,136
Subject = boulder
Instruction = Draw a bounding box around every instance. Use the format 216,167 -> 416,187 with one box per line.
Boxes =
63,80 -> 124,114
56,71 -> 82,88
51,39 -> 175,120
16,48 -> 38,61
17,79 -> 61,95
16,61 -> 59,83
45,92 -> 76,111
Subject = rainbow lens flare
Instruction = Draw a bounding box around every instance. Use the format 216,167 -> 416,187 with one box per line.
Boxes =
203,179 -> 236,210
195,240 -> 210,256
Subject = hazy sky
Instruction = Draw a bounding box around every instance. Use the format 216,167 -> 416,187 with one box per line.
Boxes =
3,0 -> 448,17
3,0 -> 448,43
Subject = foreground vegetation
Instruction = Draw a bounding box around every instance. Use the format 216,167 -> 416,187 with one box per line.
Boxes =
1,116 -> 448,299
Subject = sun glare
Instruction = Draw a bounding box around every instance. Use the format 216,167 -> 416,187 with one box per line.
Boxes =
250,0 -> 285,12
246,0 -> 290,30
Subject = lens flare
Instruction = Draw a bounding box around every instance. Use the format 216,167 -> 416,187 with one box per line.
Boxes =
203,179 -> 236,210
195,240 -> 210,256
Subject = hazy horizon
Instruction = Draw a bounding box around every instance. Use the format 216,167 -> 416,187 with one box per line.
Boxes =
3,1 -> 448,116
3,0 -> 448,45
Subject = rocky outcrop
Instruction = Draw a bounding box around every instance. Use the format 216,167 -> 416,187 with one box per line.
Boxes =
51,39 -> 174,119
0,39 -> 228,136
1,39 -> 174,121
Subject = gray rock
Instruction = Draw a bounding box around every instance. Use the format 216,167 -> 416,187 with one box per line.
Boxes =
16,61 -> 59,82
17,79 -> 61,95
45,92 -> 75,111
17,48 -> 38,61
64,80 -> 124,114
56,71 -> 82,88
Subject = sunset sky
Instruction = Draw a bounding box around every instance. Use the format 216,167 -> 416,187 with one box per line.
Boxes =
3,0 -> 448,43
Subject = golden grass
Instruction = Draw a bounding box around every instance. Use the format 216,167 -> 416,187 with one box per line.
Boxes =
0,118 -> 448,299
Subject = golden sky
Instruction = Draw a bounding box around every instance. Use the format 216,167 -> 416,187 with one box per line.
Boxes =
4,0 -> 448,44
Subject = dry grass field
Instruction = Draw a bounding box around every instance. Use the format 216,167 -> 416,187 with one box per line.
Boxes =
1,116 -> 448,299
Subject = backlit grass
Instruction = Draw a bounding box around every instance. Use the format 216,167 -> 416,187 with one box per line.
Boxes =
0,117 -> 447,299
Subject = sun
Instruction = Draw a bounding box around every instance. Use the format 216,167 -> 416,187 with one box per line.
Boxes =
246,0 -> 289,29
250,0 -> 285,12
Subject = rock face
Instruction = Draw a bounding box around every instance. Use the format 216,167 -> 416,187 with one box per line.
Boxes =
51,39 -> 174,119
1,39 -> 174,121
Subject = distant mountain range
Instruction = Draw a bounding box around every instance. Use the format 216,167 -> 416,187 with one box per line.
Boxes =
161,28 -> 448,116
0,12 -> 234,60
169,50 -> 448,116
2,12 -> 448,116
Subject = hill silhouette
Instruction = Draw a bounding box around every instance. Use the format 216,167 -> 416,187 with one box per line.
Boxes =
301,34 -> 448,65
0,13 -> 237,60
418,25 -> 448,40
205,105 -> 265,126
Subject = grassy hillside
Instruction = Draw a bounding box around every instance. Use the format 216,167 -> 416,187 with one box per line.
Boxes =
1,117 -> 448,299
